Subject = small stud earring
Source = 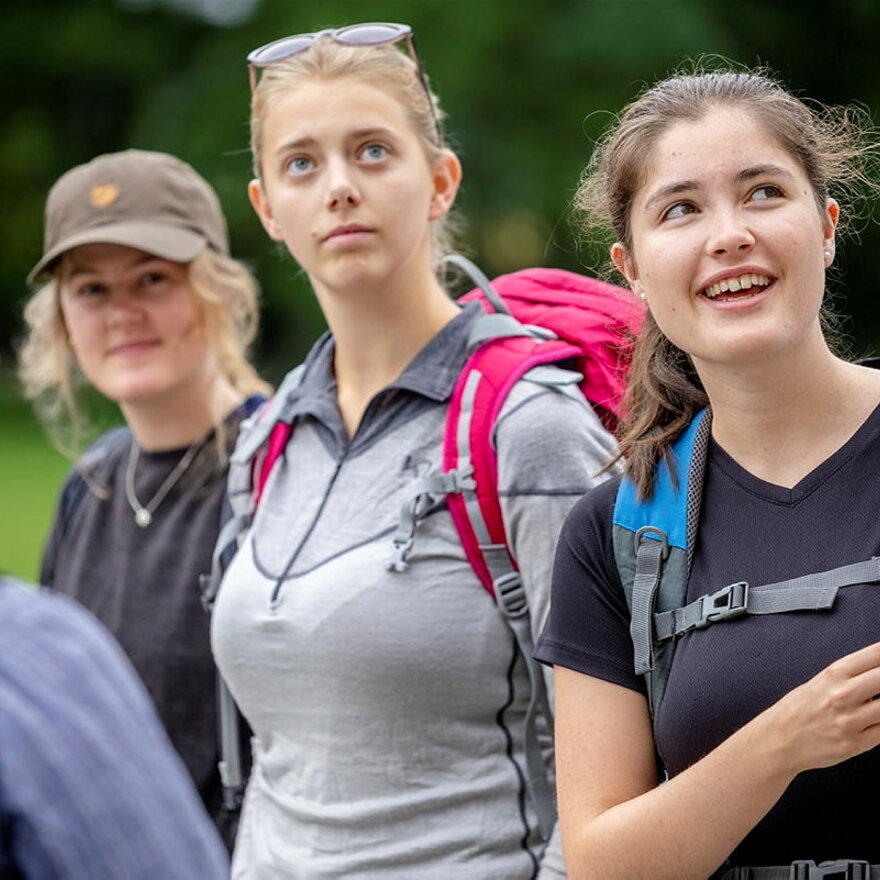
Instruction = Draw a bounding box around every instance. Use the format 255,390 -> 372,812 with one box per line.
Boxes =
824,249 -> 832,261
638,291 -> 647,301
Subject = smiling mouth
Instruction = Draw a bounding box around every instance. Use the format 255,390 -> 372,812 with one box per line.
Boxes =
700,273 -> 774,301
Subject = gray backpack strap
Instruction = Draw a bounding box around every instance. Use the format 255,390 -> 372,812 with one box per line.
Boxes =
385,289 -> 560,837
447,359 -> 558,840
387,474 -> 558,841
629,527 -> 669,717
216,677 -> 245,811
207,364 -> 306,812
654,557 -> 880,641
493,573 -> 558,841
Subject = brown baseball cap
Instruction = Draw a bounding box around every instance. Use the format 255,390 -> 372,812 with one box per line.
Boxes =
28,149 -> 230,282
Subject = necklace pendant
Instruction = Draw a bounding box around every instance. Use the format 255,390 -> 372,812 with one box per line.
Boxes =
134,508 -> 153,528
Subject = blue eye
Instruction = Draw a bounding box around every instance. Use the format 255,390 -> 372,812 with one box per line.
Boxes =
286,156 -> 314,176
360,144 -> 388,163
662,202 -> 696,221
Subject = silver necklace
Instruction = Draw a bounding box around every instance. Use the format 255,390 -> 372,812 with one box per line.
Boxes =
124,438 -> 204,528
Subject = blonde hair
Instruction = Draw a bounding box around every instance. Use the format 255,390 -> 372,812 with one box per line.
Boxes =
18,248 -> 271,456
575,63 -> 879,498
249,35 -> 458,267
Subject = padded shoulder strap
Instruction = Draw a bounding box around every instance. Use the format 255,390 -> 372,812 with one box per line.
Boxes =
614,410 -> 710,556
444,334 -> 580,597
441,334 -> 581,842
612,409 -> 712,721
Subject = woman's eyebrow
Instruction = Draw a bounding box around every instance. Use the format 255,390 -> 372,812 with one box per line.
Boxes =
644,180 -> 700,212
643,164 -> 797,212
735,163 -> 797,183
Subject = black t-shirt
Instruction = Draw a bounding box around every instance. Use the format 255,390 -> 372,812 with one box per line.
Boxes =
40,399 -> 262,848
536,402 -> 880,867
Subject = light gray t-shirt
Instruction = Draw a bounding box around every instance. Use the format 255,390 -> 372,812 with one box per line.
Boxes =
212,305 -> 618,878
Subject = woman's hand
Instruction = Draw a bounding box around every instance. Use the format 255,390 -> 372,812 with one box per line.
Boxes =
554,644 -> 880,880
761,640 -> 880,774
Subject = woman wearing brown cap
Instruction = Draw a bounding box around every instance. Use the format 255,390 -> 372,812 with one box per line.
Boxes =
18,148 -> 271,848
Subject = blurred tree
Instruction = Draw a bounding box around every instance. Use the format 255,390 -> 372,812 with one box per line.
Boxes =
3,0 -> 880,389
5,0 -> 880,580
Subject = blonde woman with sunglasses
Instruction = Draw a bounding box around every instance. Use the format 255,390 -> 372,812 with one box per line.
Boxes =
210,22 -> 619,879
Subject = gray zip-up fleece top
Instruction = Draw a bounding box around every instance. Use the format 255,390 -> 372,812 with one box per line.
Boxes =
212,303 -> 618,879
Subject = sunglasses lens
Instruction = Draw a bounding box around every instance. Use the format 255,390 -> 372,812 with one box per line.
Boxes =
249,34 -> 315,65
335,23 -> 409,45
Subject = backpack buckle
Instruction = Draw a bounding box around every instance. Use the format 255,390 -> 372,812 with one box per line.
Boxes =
493,572 -> 528,619
790,860 -> 870,880
693,581 -> 748,630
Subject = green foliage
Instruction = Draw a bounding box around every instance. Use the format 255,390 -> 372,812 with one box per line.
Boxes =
0,370 -> 70,580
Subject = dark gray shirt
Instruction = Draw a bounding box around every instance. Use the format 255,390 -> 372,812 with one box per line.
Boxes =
40,400 -> 260,845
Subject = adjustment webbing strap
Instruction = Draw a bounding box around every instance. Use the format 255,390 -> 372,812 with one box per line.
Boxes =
200,511 -> 248,611
445,365 -> 557,838
655,557 -> 880,642
630,532 -> 669,676
387,471 -> 475,572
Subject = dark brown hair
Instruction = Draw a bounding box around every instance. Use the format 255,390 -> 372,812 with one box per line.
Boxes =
576,63 -> 877,497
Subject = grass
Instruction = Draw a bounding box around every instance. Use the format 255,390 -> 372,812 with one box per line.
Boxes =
0,370 -> 77,581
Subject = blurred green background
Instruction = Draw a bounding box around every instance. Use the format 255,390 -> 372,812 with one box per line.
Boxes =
3,0 -> 879,580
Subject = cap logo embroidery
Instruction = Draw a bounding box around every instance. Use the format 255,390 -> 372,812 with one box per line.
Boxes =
90,184 -> 119,208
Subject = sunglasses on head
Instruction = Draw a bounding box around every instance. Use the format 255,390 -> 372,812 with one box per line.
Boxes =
247,22 -> 442,145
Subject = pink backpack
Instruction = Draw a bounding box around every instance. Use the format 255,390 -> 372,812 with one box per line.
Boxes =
443,259 -> 642,599
206,256 -> 644,829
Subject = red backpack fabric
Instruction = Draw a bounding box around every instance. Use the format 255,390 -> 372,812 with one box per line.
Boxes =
445,266 -> 642,601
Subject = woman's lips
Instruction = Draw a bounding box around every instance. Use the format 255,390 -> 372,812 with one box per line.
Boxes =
323,224 -> 373,244
109,340 -> 160,357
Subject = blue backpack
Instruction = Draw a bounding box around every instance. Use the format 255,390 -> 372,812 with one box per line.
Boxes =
612,406 -> 880,740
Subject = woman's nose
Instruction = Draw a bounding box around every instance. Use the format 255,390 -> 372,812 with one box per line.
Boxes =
106,288 -> 146,324
706,209 -> 755,257
325,161 -> 360,210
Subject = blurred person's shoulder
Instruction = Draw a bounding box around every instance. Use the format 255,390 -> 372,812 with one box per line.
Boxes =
0,575 -> 137,694
0,575 -> 106,645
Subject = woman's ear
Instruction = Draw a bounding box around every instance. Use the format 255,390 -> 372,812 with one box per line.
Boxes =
823,197 -> 840,265
248,178 -> 284,242
611,242 -> 644,298
428,150 -> 462,221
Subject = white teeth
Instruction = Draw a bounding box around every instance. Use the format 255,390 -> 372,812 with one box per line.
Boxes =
703,273 -> 772,298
